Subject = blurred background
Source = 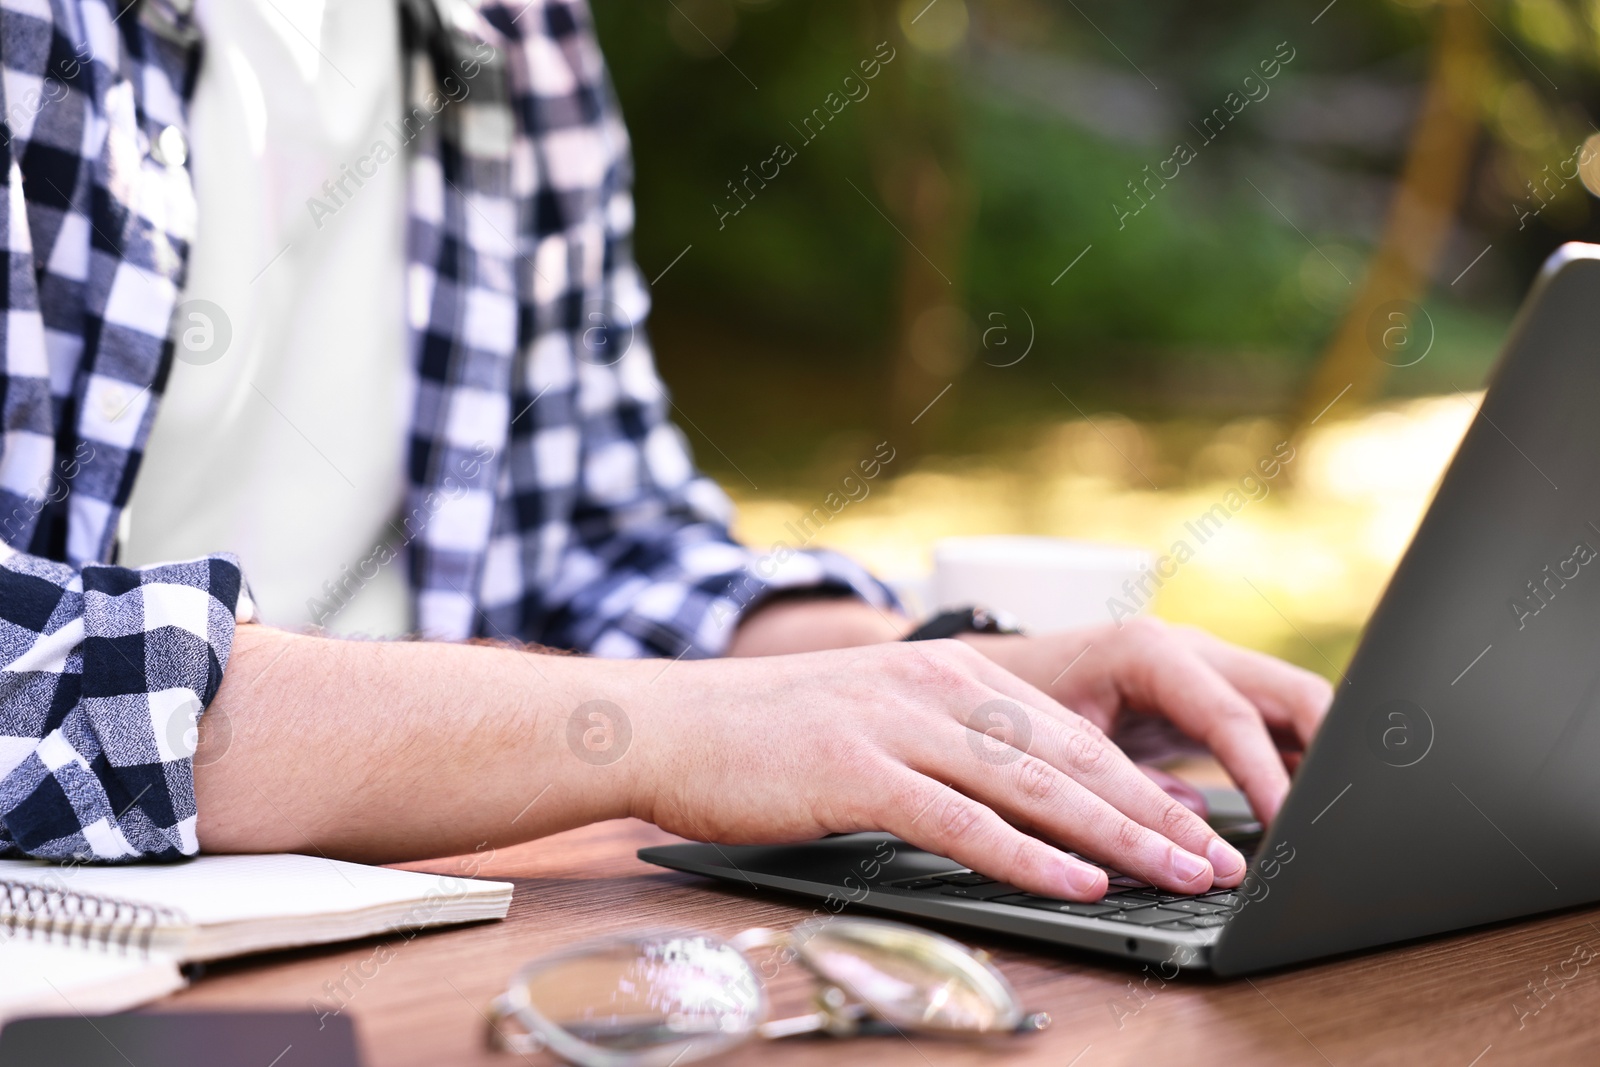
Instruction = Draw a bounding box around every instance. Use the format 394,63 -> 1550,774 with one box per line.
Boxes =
591,0 -> 1600,676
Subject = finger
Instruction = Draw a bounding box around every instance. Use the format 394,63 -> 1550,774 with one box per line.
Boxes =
1115,638 -> 1292,823
1178,626 -> 1335,747
880,772 -> 1109,902
931,642 -> 1247,885
937,731 -> 1219,895
1139,765 -> 1207,817
1004,709 -> 1246,887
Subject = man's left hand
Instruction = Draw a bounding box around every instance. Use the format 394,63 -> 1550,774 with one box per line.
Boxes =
726,597 -> 1335,822
957,617 -> 1334,821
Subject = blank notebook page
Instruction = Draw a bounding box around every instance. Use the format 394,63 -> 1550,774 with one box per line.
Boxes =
0,854 -> 505,926
0,939 -> 185,1023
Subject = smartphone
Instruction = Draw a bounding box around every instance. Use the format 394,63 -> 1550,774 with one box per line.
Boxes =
0,1011 -> 361,1066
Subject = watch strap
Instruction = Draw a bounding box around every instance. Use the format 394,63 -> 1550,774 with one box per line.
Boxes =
903,606 -> 1024,641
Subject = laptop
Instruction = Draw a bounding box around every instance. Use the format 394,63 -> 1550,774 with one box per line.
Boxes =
641,242 -> 1600,976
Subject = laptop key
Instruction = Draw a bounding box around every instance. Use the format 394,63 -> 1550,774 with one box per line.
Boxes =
936,873 -> 995,887
1186,914 -> 1231,928
1101,892 -> 1160,910
1107,875 -> 1150,888
1124,888 -> 1188,903
939,883 -> 1023,900
1200,891 -> 1243,907
1158,920 -> 1197,931
1104,907 -> 1193,926
991,894 -> 1120,918
889,879 -> 943,891
1162,899 -> 1230,915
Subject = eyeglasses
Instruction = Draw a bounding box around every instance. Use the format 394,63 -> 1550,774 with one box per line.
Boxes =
485,917 -> 1050,1065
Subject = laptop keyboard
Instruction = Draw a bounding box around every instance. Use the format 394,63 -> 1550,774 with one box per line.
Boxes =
881,826 -> 1263,934
882,872 -> 1239,930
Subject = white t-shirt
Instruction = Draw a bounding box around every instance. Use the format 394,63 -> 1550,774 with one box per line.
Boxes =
121,0 -> 412,637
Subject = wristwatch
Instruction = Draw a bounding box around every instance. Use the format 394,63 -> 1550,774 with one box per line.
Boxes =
903,606 -> 1025,641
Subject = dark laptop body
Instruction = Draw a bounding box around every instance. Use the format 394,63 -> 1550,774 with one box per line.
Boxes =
641,242 -> 1600,975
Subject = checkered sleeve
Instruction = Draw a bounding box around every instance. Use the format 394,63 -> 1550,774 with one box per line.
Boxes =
0,545 -> 254,860
548,279 -> 901,659
548,422 -> 901,660
478,0 -> 898,658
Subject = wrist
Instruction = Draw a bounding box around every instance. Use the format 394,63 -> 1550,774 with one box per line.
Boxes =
953,630 -> 1028,668
725,595 -> 909,656
550,654 -> 660,825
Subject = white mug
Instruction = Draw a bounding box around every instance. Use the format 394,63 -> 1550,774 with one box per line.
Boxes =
930,535 -> 1155,634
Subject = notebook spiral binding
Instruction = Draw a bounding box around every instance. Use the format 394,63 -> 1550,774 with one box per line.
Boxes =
0,876 -> 183,957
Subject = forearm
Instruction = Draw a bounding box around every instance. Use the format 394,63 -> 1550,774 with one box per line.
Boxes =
193,626 -> 644,863
194,600 -> 910,861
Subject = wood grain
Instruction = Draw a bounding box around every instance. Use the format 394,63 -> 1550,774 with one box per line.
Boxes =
155,819 -> 1600,1066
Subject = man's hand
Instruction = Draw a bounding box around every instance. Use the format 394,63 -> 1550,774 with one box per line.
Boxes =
726,597 -> 1335,823
957,618 -> 1334,822
628,638 -> 1247,902
198,627 -> 1245,902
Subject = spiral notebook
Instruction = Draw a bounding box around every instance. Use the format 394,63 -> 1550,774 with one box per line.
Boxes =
0,854 -> 513,1024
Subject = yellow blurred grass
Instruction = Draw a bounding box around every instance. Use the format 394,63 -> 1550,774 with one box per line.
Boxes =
727,394 -> 1478,677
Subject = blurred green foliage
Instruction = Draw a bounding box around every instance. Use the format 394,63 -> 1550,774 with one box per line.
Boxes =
592,0 -> 1599,481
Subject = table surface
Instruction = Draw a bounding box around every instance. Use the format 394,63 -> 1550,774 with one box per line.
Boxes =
156,817 -> 1600,1067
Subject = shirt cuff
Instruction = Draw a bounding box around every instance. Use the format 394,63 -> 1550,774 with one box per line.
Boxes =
0,554 -> 253,861
691,546 -> 901,656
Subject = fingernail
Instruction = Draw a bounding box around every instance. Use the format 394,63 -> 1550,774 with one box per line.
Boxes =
1062,861 -> 1105,898
1171,848 -> 1211,885
1207,838 -> 1247,879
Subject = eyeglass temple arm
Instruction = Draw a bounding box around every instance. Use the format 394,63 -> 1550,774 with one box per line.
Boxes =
759,1007 -> 1050,1042
756,986 -> 874,1041
761,1009 -> 1051,1042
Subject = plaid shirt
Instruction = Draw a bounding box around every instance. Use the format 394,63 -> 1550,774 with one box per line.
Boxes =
0,0 -> 892,861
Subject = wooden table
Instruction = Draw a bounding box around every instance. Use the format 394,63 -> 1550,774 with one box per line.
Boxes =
160,818 -> 1600,1066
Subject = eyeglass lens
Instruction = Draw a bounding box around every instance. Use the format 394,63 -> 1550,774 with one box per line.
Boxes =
790,920 -> 1024,1034
515,933 -> 763,1064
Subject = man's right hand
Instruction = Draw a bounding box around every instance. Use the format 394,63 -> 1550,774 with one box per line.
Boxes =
198,628 -> 1245,901
627,638 -> 1247,902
